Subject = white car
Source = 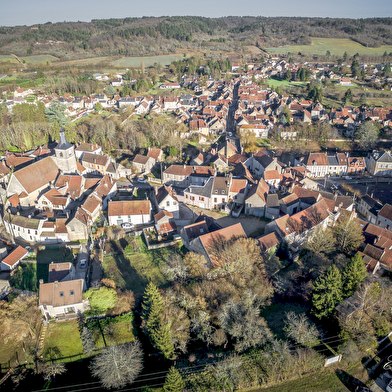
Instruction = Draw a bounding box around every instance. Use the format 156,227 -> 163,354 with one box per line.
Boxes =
137,178 -> 147,183
121,223 -> 135,230
386,379 -> 392,392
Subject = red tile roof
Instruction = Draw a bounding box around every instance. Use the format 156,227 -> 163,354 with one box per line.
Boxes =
257,232 -> 280,252
108,200 -> 150,216
200,223 -> 246,267
1,246 -> 28,267
13,157 -> 59,194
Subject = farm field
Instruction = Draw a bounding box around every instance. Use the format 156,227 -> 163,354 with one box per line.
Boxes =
112,54 -> 185,68
266,37 -> 392,57
0,54 -> 17,63
19,54 -> 59,64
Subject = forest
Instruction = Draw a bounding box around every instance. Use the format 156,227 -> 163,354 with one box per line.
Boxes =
1,16 -> 392,60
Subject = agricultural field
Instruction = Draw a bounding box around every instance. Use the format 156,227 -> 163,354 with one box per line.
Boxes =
0,54 -> 17,63
112,54 -> 185,68
55,56 -> 111,67
266,37 -> 392,57
19,54 -> 59,64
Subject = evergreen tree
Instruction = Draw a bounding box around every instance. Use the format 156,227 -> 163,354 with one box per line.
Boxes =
342,252 -> 367,297
163,367 -> 185,392
285,69 -> 292,81
312,265 -> 343,319
81,326 -> 96,356
141,282 -> 175,359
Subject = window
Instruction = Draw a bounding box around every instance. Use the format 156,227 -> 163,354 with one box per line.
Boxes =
59,291 -> 64,297
28,230 -> 30,234
215,190 -> 218,194
166,201 -> 170,207
59,152 -> 63,158
70,290 -> 74,295
35,231 -> 38,235
173,201 -> 177,205
214,198 -> 217,203
221,190 -> 225,194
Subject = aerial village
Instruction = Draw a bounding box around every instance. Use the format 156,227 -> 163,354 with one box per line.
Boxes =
1,51 -> 392,390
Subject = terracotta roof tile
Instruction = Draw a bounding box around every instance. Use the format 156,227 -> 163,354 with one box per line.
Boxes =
108,200 -> 150,216
1,246 -> 28,267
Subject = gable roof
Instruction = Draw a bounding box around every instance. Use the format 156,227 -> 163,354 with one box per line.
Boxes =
13,157 -> 59,194
379,204 -> 392,221
1,246 -> 28,267
184,221 -> 209,241
199,223 -> 247,267
108,200 -> 150,216
257,232 -> 280,252
276,199 -> 330,236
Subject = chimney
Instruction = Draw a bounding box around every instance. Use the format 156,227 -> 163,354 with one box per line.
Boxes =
54,281 -> 59,288
39,279 -> 43,285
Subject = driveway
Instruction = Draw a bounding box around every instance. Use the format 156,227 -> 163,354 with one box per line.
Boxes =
187,206 -> 267,237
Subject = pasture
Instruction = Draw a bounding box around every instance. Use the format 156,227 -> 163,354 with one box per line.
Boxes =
19,54 -> 59,64
112,54 -> 185,68
266,37 -> 392,57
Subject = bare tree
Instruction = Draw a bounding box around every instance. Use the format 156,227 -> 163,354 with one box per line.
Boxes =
284,311 -> 320,347
90,340 -> 143,389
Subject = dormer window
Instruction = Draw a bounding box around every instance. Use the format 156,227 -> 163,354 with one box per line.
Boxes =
221,190 -> 225,194
215,190 -> 218,194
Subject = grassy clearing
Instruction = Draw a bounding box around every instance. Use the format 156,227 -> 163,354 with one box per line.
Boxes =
43,319 -> 135,362
19,55 -> 59,64
43,320 -> 84,362
267,78 -> 306,88
55,56 -> 110,67
0,55 -> 17,63
112,54 -> 185,68
102,236 -> 183,297
37,247 -> 74,264
266,37 -> 392,57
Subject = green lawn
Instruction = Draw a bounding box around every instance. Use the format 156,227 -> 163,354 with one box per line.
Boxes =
102,236 -> 183,297
267,78 -> 306,88
10,263 -> 38,291
37,247 -> 74,263
43,319 -> 135,362
43,320 -> 84,362
266,37 -> 392,57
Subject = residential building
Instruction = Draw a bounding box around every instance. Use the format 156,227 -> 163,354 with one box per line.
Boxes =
108,200 -> 151,226
38,279 -> 86,320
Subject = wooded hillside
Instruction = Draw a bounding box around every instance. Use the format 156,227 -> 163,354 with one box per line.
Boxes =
1,17 -> 392,60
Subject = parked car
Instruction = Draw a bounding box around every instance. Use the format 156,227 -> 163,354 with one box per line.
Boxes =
137,178 -> 147,183
121,223 -> 135,230
344,176 -> 353,180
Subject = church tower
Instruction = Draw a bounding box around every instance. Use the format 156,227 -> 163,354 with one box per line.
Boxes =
54,129 -> 78,173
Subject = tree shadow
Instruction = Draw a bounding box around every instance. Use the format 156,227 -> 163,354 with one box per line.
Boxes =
335,369 -> 368,392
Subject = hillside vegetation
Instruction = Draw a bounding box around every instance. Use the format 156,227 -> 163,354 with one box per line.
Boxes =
0,17 -> 392,60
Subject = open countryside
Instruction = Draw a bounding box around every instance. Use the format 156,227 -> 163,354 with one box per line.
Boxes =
266,37 -> 392,57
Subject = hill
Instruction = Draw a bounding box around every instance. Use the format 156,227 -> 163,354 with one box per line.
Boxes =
0,16 -> 392,61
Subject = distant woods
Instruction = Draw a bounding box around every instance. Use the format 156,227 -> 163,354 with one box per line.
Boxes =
1,16 -> 392,59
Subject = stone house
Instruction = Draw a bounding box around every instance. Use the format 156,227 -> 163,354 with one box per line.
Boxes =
108,200 -> 151,226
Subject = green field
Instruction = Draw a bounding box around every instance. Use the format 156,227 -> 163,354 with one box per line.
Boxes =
112,54 -> 185,68
0,54 -> 17,63
19,54 -> 59,64
266,37 -> 392,57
